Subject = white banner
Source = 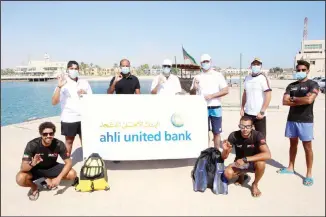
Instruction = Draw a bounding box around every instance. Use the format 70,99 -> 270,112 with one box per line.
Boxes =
80,95 -> 208,161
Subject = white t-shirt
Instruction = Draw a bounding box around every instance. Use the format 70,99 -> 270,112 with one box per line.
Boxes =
54,78 -> 93,123
244,74 -> 272,116
190,69 -> 228,106
150,74 -> 182,95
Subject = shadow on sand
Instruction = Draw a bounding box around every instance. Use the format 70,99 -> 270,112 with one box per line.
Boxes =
266,158 -> 305,180
71,147 -> 83,166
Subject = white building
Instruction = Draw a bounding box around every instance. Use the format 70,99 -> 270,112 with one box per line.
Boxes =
14,53 -> 67,76
294,40 -> 325,77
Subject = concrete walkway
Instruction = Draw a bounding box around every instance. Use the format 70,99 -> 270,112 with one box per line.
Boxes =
1,81 -> 325,216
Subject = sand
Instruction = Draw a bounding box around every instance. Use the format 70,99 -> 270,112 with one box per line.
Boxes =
1,79 -> 325,216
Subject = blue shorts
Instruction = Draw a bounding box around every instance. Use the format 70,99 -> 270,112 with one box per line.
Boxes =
285,121 -> 314,142
208,107 -> 222,135
208,116 -> 222,135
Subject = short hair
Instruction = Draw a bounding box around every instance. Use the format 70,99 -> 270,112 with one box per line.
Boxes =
240,116 -> 253,124
120,59 -> 130,66
67,60 -> 79,69
296,60 -> 310,70
38,122 -> 56,135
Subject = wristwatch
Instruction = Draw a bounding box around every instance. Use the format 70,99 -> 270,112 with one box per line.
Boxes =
260,111 -> 265,115
242,157 -> 248,163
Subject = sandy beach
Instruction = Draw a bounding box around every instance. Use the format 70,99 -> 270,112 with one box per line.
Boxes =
1,79 -> 325,216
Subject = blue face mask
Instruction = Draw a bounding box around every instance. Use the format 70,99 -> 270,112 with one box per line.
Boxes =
251,65 -> 261,74
295,71 -> 307,80
201,62 -> 211,71
121,67 -> 130,75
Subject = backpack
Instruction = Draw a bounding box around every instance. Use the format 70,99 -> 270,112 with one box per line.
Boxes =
191,147 -> 224,190
75,153 -> 110,192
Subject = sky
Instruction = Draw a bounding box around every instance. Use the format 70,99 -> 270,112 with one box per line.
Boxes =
1,1 -> 325,69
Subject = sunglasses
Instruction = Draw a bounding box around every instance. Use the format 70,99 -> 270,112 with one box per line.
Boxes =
42,132 -> 54,137
238,124 -> 252,129
162,65 -> 171,68
297,69 -> 307,72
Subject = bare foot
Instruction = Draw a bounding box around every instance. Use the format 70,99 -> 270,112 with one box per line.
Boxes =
251,183 -> 262,197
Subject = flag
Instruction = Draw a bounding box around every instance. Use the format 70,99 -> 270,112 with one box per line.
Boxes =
182,46 -> 197,65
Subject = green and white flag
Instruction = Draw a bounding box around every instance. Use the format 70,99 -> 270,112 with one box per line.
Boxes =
182,46 -> 197,65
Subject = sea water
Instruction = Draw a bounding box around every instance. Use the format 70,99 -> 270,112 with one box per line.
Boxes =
1,79 -> 152,126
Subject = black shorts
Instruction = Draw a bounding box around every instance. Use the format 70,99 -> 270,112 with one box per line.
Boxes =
244,113 -> 266,138
61,121 -> 82,137
30,163 -> 64,181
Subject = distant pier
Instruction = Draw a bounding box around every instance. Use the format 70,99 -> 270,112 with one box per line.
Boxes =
1,75 -> 57,82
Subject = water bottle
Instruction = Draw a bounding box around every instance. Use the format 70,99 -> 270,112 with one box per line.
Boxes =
193,158 -> 208,192
212,162 -> 228,195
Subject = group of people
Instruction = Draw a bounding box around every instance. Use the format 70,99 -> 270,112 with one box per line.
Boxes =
15,54 -> 319,200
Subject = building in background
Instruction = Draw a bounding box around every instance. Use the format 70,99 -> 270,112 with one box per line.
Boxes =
294,40 -> 325,77
14,53 -> 67,76
294,18 -> 325,78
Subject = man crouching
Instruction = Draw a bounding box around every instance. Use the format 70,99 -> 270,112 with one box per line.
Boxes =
221,116 -> 271,197
16,122 -> 77,201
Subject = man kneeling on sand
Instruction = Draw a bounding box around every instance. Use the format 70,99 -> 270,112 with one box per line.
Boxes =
221,116 -> 271,197
16,122 -> 77,201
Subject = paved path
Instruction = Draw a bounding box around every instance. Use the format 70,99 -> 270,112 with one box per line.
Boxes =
1,82 -> 325,216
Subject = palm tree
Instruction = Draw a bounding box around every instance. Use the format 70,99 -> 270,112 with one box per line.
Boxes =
80,62 -> 86,75
95,65 -> 101,76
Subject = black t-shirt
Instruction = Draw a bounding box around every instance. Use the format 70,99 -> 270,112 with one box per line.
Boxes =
22,137 -> 69,169
109,74 -> 140,94
284,79 -> 319,123
227,130 -> 266,160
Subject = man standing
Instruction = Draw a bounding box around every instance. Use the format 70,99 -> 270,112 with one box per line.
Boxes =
107,59 -> 140,94
190,54 -> 229,149
16,122 -> 77,201
278,60 -> 319,187
52,60 -> 93,157
240,58 -> 272,138
222,116 -> 271,197
151,59 -> 182,95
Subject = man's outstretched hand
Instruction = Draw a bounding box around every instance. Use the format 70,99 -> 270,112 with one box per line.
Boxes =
222,140 -> 232,152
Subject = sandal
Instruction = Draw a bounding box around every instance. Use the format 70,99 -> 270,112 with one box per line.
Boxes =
277,168 -> 294,174
235,174 -> 249,186
303,177 -> 314,186
28,189 -> 39,201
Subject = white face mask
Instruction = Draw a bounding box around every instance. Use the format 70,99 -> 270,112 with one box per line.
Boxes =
68,69 -> 79,79
163,67 -> 171,76
251,65 -> 261,74
121,67 -> 130,74
201,62 -> 211,71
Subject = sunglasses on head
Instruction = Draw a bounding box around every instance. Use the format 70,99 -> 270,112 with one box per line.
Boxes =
42,132 -> 54,137
238,124 -> 252,129
297,69 -> 307,72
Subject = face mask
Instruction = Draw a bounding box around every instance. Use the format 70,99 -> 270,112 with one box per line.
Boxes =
295,71 -> 307,80
201,62 -> 211,71
68,70 -> 79,79
163,67 -> 171,76
121,67 -> 130,75
251,65 -> 261,74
